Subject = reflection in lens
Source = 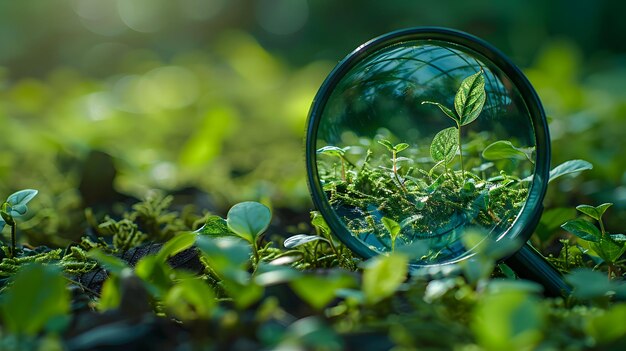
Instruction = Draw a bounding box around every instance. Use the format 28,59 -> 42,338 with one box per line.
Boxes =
315,40 -> 536,265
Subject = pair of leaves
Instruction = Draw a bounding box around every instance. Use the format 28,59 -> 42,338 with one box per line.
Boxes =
576,203 -> 612,221
0,189 -> 38,230
377,139 -> 409,153
422,70 -> 486,127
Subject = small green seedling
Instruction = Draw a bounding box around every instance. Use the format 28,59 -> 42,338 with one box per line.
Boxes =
561,203 -> 626,278
317,146 -> 351,181
0,189 -> 38,258
381,217 -> 401,251
423,70 -> 486,179
227,201 -> 272,263
378,139 -> 410,192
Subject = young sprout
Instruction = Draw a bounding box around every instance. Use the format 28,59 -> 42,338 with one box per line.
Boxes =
381,217 -> 401,251
317,146 -> 351,182
0,189 -> 38,258
377,139 -> 409,192
422,70 -> 486,179
561,203 -> 626,278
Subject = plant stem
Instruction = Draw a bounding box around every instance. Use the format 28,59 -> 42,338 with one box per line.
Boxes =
252,240 -> 260,266
340,158 -> 346,182
457,125 -> 465,180
392,150 -> 407,193
10,223 -> 16,259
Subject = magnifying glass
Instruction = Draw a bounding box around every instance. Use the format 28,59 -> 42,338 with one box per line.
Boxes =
305,27 -> 570,296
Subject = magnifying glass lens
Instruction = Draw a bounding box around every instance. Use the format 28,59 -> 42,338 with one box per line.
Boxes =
312,36 -> 540,265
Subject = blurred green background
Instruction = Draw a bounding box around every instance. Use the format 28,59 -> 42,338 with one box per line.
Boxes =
1,0 -> 626,245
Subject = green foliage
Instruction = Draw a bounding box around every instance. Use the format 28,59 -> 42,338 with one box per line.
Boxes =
381,217 -> 401,251
164,277 -> 216,320
561,202 -> 626,276
0,263 -> 69,336
482,140 -> 534,162
548,159 -> 593,183
472,282 -> 545,351
86,249 -> 129,274
283,234 -> 330,248
226,201 -> 271,245
430,126 -> 458,165
0,189 -> 38,258
361,253 -> 408,305
423,71 -> 486,176
454,70 -> 487,126
290,272 -> 355,310
562,218 -> 601,242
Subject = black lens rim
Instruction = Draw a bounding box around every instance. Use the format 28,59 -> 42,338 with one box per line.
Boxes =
305,26 -> 550,265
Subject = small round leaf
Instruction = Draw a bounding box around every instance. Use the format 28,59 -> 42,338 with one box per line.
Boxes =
227,202 -> 271,243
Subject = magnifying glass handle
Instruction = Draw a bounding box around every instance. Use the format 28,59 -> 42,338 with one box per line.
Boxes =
505,243 -> 571,297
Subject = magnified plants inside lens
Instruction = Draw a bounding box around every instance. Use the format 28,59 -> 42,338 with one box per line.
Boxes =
314,41 -> 537,264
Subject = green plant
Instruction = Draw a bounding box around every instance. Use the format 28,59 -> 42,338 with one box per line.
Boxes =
377,140 -> 410,192
561,203 -> 626,278
317,146 -> 352,182
422,70 -> 486,179
0,189 -> 38,258
226,201 -> 272,264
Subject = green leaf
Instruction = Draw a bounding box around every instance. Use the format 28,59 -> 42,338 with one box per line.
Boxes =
535,207 -> 577,243
548,159 -> 593,183
610,234 -> 626,242
381,217 -> 401,240
454,71 -> 485,126
430,127 -> 459,163
472,287 -> 545,350
586,304 -> 626,344
575,205 -> 599,220
566,268 -> 616,300
316,145 -> 348,158
595,203 -> 613,218
98,273 -> 122,311
561,219 -> 601,242
227,201 -> 271,244
593,239 -> 626,263
421,101 -> 459,124
576,203 -> 613,221
377,139 -> 394,152
6,189 -> 38,208
254,264 -> 301,286
362,253 -> 408,305
0,263 -> 70,335
164,278 -> 216,320
394,143 -> 409,152
156,232 -> 197,262
224,280 -> 264,309
196,236 -> 251,283
87,249 -> 129,274
284,234 -> 329,249
482,140 -> 532,161
135,254 -> 173,298
291,272 -> 356,310
194,215 -> 235,237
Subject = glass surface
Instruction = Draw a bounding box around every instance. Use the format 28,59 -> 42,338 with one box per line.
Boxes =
315,40 -> 536,265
